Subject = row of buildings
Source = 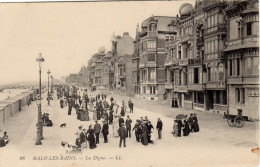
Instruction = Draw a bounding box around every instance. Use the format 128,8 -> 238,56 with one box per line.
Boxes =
69,0 -> 259,120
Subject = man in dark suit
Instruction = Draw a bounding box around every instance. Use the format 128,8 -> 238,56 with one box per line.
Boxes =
156,118 -> 163,139
102,121 -> 109,143
125,115 -> 132,138
118,124 -> 127,148
94,121 -> 101,144
132,120 -> 140,142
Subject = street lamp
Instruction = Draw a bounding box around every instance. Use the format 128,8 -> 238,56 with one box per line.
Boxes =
47,70 -> 51,106
35,53 -> 44,145
50,75 -> 54,93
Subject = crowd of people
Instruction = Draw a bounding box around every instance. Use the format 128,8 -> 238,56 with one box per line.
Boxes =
54,85 -> 200,153
172,114 -> 200,137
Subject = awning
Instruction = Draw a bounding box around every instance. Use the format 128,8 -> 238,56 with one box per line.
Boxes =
224,42 -> 259,52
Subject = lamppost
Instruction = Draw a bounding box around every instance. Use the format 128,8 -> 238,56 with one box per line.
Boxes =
50,75 -> 54,94
47,70 -> 51,106
35,53 -> 44,145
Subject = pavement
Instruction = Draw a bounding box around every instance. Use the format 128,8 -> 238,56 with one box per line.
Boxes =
0,92 -> 259,167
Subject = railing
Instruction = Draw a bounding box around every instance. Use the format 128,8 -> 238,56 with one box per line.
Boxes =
180,35 -> 193,43
188,83 -> 205,90
174,85 -> 188,92
148,32 -> 156,37
179,59 -> 188,66
206,81 -> 226,89
165,83 -> 174,89
188,58 -> 202,65
164,59 -> 178,66
205,24 -> 227,35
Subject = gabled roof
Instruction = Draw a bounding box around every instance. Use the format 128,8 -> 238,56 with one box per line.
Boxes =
142,16 -> 177,32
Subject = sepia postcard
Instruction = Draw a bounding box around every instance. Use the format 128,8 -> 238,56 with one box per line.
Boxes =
0,0 -> 259,167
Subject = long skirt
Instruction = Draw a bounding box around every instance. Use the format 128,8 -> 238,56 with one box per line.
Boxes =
142,133 -> 148,145
89,142 -> 97,149
80,111 -> 85,121
113,123 -> 119,137
85,112 -> 90,121
194,123 -> 199,132
93,111 -> 97,121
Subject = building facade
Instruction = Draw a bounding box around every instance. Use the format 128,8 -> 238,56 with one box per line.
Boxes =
111,32 -> 134,96
224,0 -> 259,120
138,16 -> 177,101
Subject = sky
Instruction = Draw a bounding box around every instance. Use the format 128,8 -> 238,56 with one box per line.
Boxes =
0,1 -> 195,85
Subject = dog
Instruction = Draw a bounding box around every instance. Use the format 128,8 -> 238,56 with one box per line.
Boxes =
60,123 -> 66,128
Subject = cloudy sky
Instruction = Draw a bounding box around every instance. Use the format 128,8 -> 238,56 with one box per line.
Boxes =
0,1 -> 194,84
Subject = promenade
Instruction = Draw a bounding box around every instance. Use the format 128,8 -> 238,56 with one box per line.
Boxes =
0,92 -> 258,167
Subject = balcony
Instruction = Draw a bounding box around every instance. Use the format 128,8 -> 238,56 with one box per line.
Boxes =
180,35 -> 193,43
188,58 -> 202,65
205,24 -> 227,35
164,59 -> 178,66
174,85 -> 188,92
243,75 -> 259,84
188,83 -> 205,91
139,63 -> 145,68
206,81 -> 226,89
179,59 -> 188,66
140,79 -> 157,85
146,61 -> 156,67
148,32 -> 156,37
165,83 -> 174,89
225,35 -> 259,52
228,75 -> 259,84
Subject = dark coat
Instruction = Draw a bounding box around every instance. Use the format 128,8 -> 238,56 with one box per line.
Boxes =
118,126 -> 127,138
94,123 -> 101,134
125,119 -> 132,129
156,120 -> 163,130
102,123 -> 109,135
87,133 -> 96,149
120,108 -> 125,117
119,118 -> 124,126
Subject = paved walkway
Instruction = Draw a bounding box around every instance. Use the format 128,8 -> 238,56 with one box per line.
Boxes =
0,92 -> 258,167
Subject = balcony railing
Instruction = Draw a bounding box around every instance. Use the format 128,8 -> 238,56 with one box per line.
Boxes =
164,59 -> 178,66
148,32 -> 156,37
174,85 -> 188,92
180,35 -> 193,43
188,58 -> 202,65
188,83 -> 205,90
206,81 -> 226,89
205,24 -> 227,35
179,59 -> 188,66
165,83 -> 174,89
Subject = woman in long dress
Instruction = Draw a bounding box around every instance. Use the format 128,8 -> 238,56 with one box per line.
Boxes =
141,125 -> 148,146
183,120 -> 190,136
113,102 -> 119,115
93,106 -> 97,121
112,115 -> 119,137
87,130 -> 96,149
85,109 -> 90,121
